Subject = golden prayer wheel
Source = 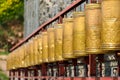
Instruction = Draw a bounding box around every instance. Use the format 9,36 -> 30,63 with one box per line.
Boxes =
33,37 -> 39,65
27,41 -> 31,67
48,28 -> 55,62
85,3 -> 102,54
10,53 -> 14,69
8,54 -> 11,70
15,50 -> 19,68
11,53 -> 14,69
42,32 -> 48,63
23,45 -> 26,67
30,39 -> 34,66
19,48 -> 21,68
73,12 -> 86,56
63,18 -> 74,59
37,34 -> 42,64
16,48 -> 21,67
55,24 -> 64,61
101,0 -> 120,50
13,51 -> 16,69
21,46 -> 25,68
25,43 -> 29,67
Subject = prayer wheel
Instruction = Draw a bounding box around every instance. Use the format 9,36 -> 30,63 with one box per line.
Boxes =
24,44 -> 27,67
101,0 -> 120,50
21,46 -> 25,68
42,32 -> 48,63
38,34 -> 42,64
30,39 -> 34,66
14,51 -> 17,69
33,36 -> 39,65
55,24 -> 64,61
27,40 -> 31,66
12,53 -> 15,69
25,44 -> 28,67
85,3 -> 102,54
48,28 -> 55,62
63,18 -> 74,59
17,48 -> 21,68
73,12 -> 86,56
19,47 -> 22,68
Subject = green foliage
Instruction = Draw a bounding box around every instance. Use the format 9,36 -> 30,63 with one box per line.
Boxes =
0,0 -> 24,25
0,71 -> 8,80
0,52 -> 8,55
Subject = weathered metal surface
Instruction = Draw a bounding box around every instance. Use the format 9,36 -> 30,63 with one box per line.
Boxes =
73,12 -> 86,57
85,3 -> 102,54
48,28 -> 55,62
55,24 -> 64,61
101,0 -> 120,50
63,18 -> 74,59
42,32 -> 48,63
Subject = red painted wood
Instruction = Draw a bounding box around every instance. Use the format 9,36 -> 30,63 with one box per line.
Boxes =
86,77 -> 97,80
118,77 -> 120,80
9,71 -> 11,80
58,16 -> 63,24
89,55 -> 96,76
64,77 -> 72,80
90,0 -> 97,3
100,77 -> 118,80
57,77 -> 64,80
41,64 -> 47,76
58,61 -> 65,76
73,77 -> 86,80
10,0 -> 84,52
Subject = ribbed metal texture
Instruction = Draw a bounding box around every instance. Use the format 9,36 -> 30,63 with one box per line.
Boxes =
85,3 -> 102,54
73,12 -> 86,57
63,18 -> 74,59
101,0 -> 120,50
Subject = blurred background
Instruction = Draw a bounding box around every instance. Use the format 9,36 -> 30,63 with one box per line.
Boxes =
0,0 -> 24,79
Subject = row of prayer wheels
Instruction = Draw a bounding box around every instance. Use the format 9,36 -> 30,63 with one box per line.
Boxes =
7,0 -> 120,70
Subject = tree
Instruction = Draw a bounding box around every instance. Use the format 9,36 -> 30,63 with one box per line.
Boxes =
0,0 -> 24,52
0,0 -> 24,25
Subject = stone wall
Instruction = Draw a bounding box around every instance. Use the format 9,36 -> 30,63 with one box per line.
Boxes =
24,0 -> 88,37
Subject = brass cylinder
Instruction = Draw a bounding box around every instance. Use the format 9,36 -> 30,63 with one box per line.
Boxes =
37,34 -> 42,64
10,53 -> 12,69
63,18 -> 74,59
28,41 -> 31,67
42,32 -> 48,63
30,40 -> 34,66
33,38 -> 37,65
47,28 -> 55,62
13,52 -> 17,69
85,3 -> 102,54
24,45 -> 26,67
101,0 -> 120,50
25,43 -> 29,67
22,46 -> 25,68
73,12 -> 86,56
12,53 -> 15,69
6,55 -> 9,70
33,37 -> 39,65
55,24 -> 64,61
